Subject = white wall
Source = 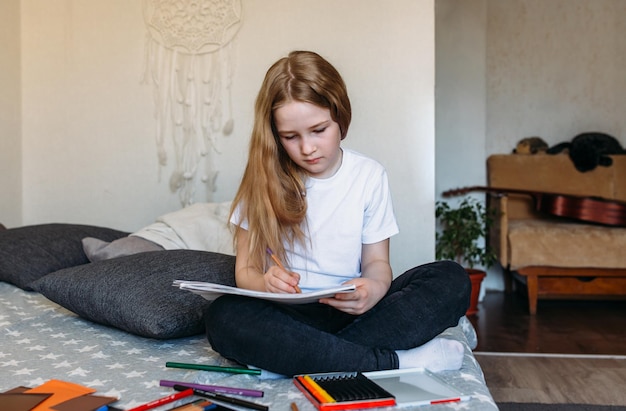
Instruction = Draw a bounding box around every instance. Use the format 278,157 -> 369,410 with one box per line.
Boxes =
436,0 -> 487,201
435,0 -> 505,295
15,0 -> 435,276
486,0 -> 626,153
0,0 -> 22,227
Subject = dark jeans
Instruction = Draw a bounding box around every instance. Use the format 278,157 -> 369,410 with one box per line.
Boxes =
204,260 -> 470,376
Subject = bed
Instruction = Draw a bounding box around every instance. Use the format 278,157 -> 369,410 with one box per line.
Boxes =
0,220 -> 498,410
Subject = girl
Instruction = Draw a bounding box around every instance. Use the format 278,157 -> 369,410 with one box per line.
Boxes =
204,51 -> 471,376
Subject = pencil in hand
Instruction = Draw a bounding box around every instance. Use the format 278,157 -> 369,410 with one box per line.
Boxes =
266,247 -> 301,293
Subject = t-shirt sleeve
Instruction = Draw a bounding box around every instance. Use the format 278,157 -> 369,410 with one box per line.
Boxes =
362,168 -> 399,244
229,202 -> 249,230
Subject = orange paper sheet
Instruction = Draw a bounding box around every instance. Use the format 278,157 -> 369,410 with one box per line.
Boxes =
25,380 -> 96,411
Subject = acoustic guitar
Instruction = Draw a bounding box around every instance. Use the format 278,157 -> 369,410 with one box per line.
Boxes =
442,186 -> 626,227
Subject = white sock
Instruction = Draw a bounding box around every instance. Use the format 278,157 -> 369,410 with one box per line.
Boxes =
395,338 -> 464,372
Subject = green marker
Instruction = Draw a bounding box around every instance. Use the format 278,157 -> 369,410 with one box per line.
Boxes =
165,362 -> 262,375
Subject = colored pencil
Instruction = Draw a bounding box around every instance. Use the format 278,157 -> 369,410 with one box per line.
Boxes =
266,247 -> 302,293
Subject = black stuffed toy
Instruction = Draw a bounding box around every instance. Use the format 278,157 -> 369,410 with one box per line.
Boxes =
547,132 -> 626,172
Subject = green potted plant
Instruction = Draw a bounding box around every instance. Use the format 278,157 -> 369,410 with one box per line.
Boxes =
435,197 -> 497,316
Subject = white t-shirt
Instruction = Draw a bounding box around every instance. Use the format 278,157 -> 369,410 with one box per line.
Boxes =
232,149 -> 399,292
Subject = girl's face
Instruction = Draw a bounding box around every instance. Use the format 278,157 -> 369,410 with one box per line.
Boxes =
273,101 -> 343,179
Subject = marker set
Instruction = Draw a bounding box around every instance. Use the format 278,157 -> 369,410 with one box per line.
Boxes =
293,372 -> 396,411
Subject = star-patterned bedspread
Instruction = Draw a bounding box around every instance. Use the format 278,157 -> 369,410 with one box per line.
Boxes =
0,281 -> 498,410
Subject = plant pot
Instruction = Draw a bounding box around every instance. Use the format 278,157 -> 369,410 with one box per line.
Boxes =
465,268 -> 486,316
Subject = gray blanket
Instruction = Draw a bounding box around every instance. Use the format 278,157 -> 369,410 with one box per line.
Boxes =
0,281 -> 498,410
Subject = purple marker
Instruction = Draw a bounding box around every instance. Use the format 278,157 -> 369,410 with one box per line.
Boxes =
159,380 -> 264,398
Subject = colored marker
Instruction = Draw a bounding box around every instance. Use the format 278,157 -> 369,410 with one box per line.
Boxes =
160,380 -> 264,397
127,388 -> 194,411
165,362 -> 262,375
173,385 -> 269,411
297,375 -> 335,403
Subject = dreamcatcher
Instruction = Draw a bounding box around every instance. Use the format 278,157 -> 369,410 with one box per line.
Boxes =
142,0 -> 242,206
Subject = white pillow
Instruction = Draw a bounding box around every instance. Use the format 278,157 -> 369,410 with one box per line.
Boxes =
131,201 -> 234,255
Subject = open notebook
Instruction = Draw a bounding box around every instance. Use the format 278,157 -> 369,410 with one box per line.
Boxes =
174,281 -> 356,304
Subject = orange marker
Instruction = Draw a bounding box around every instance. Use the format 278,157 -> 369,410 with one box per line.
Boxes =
295,375 -> 335,403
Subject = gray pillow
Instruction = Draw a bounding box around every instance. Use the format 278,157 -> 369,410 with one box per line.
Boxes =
0,224 -> 129,290
30,250 -> 236,339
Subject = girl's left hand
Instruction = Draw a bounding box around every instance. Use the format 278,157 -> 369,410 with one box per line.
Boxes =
319,277 -> 387,315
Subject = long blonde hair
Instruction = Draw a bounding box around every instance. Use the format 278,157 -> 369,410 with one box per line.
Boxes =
231,50 -> 352,271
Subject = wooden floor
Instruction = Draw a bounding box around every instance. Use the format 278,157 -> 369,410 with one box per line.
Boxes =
470,291 -> 626,405
475,354 -> 626,406
469,291 -> 626,355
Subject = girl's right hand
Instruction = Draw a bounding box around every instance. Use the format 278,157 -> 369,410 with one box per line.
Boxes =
264,266 -> 301,294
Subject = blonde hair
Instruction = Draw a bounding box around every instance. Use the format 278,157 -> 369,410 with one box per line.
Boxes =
231,50 -> 352,270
